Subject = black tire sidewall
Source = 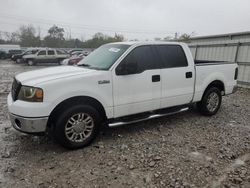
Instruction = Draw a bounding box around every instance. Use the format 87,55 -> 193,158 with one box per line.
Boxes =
198,87 -> 222,116
54,105 -> 101,149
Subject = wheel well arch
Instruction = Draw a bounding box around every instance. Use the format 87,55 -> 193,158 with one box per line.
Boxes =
204,80 -> 225,96
25,58 -> 32,61
47,96 -> 107,127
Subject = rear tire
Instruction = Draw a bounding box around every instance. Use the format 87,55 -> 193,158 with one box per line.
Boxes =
197,87 -> 222,116
58,59 -> 63,65
53,105 -> 101,149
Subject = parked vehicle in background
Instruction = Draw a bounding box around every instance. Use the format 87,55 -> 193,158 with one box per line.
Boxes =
4,49 -> 23,59
61,53 -> 85,65
12,49 -> 39,63
0,50 -> 7,59
0,44 -> 21,59
82,51 -> 90,56
22,49 -> 69,65
68,49 -> 84,56
0,44 -> 20,51
8,42 -> 238,149
70,51 -> 83,57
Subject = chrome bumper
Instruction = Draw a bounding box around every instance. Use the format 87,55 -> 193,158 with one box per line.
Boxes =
9,113 -> 48,133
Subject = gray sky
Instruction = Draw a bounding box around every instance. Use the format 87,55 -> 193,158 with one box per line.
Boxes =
0,0 -> 250,40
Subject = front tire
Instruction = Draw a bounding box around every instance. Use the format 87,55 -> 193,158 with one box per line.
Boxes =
54,105 -> 101,149
197,87 -> 222,116
27,59 -> 35,66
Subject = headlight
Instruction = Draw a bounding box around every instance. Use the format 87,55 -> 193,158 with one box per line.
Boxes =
18,86 -> 43,102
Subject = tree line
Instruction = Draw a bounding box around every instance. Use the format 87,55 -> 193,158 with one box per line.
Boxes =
0,25 -> 125,48
0,24 -> 194,48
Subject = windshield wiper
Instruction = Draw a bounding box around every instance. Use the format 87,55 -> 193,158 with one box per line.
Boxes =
78,64 -> 106,70
78,63 -> 90,67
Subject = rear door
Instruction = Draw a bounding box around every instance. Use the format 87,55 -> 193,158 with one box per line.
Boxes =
112,45 -> 161,118
47,50 -> 57,63
153,45 -> 195,108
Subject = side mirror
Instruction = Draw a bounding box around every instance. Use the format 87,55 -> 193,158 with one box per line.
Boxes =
116,61 -> 138,75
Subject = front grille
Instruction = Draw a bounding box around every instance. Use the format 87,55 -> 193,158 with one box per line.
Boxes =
11,78 -> 21,101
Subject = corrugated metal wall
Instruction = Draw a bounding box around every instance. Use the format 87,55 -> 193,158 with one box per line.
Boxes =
187,32 -> 250,88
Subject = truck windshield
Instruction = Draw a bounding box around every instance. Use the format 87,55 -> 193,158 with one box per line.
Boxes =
78,44 -> 130,70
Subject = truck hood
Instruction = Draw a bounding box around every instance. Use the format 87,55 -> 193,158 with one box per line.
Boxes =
16,66 -> 95,86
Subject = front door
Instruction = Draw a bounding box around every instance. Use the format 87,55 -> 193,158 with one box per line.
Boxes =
36,50 -> 47,63
112,45 -> 161,118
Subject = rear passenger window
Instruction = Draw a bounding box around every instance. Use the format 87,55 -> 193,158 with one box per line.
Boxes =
155,45 -> 188,68
48,50 -> 55,55
122,46 -> 158,72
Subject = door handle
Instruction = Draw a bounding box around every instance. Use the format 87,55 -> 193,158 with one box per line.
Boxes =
186,72 -> 192,78
152,75 -> 160,82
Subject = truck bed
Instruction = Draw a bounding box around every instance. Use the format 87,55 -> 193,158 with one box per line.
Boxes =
193,61 -> 238,102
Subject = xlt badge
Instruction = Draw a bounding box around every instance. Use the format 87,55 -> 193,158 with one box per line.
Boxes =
98,80 -> 110,84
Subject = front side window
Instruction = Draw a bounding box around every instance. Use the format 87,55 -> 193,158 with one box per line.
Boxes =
78,44 -> 130,70
31,50 -> 38,54
155,45 -> 188,68
25,50 -> 38,55
117,45 -> 158,74
38,50 -> 46,56
24,50 -> 32,55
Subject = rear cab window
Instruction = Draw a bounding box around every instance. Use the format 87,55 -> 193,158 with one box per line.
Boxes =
154,45 -> 188,68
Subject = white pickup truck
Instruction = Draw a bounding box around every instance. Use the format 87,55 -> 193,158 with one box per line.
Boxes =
8,42 -> 238,149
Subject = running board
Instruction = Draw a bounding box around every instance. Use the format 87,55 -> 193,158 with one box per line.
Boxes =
108,107 -> 189,127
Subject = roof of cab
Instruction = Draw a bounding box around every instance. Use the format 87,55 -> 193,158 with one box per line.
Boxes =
109,41 -> 186,46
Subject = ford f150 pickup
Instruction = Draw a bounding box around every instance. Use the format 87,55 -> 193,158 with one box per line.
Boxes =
7,42 -> 238,149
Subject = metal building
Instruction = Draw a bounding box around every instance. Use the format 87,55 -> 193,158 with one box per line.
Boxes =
186,31 -> 250,88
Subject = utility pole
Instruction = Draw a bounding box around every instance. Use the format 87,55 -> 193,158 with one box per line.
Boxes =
174,32 -> 178,40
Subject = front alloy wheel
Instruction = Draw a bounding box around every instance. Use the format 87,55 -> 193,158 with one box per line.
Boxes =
27,60 -> 34,66
65,113 -> 94,143
54,105 -> 101,149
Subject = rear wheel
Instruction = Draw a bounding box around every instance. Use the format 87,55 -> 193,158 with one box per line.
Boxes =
16,59 -> 21,63
58,59 -> 64,65
53,105 -> 101,149
197,87 -> 222,116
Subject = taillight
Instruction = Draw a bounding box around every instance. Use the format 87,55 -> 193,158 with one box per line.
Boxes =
234,68 -> 238,80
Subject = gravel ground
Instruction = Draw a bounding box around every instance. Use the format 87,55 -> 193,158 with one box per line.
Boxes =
0,60 -> 250,188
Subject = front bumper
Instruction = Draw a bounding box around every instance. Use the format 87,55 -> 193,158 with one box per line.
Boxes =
9,113 -> 48,133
